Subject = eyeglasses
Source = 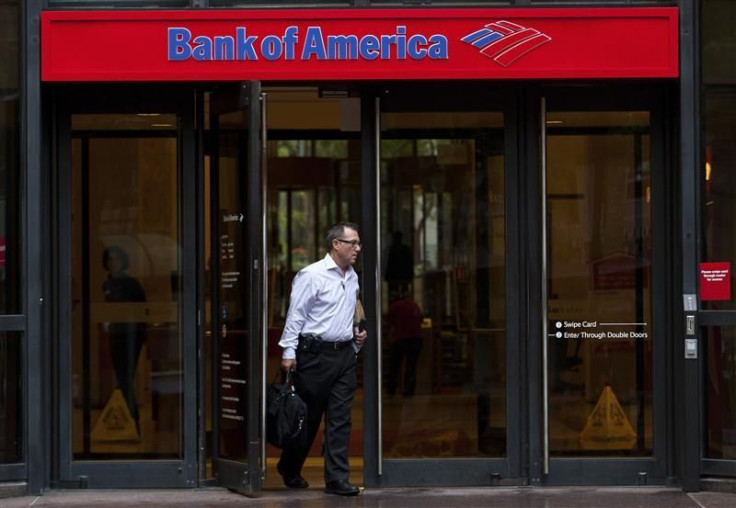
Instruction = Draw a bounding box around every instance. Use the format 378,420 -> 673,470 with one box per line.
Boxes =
336,238 -> 362,248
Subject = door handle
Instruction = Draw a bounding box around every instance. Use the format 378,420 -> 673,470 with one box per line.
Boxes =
540,96 -> 550,476
260,91 -> 268,476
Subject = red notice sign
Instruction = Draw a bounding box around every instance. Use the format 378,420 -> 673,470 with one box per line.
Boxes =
700,262 -> 731,301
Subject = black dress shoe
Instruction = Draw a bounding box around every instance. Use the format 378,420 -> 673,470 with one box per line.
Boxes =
325,479 -> 360,496
277,462 -> 309,489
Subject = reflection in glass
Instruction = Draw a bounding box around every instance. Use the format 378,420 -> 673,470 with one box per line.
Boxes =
546,111 -> 653,457
702,0 -> 736,86
71,118 -> 182,459
0,0 -> 20,463
0,0 -> 20,314
705,327 -> 736,459
704,93 -> 736,310
380,111 -> 506,458
0,332 -> 21,463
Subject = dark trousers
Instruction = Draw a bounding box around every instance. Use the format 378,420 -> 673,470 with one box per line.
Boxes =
279,341 -> 357,483
387,337 -> 423,397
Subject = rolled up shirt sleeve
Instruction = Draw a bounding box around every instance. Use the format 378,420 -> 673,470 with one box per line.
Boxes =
279,270 -> 316,360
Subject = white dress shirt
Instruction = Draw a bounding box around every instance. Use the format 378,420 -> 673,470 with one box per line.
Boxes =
279,253 -> 360,360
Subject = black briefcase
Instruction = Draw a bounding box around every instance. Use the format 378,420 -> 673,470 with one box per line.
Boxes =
266,370 -> 308,449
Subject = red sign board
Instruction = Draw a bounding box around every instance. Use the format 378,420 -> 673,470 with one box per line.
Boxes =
41,8 -> 679,82
700,262 -> 731,301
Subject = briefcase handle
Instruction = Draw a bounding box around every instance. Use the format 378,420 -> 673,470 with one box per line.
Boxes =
274,368 -> 294,386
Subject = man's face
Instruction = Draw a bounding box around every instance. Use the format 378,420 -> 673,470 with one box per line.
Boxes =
332,227 -> 362,267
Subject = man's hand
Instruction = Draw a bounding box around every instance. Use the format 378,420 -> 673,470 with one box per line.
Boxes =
353,327 -> 368,349
281,358 -> 296,372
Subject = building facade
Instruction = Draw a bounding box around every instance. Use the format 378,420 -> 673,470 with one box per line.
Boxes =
1,0 -> 735,496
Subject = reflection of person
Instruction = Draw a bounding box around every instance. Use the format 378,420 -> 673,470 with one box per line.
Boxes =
385,231 -> 413,298
102,246 -> 147,433
277,222 -> 368,497
385,285 -> 424,398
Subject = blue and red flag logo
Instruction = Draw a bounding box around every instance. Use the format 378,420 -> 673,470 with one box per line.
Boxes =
461,21 -> 551,67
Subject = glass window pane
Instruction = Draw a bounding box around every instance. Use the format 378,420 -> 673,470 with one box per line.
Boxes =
0,332 -> 22,464
546,111 -> 653,457
209,1 -> 351,6
703,92 -> 736,310
705,326 -> 736,460
380,109 -> 506,458
48,1 -> 187,7
0,0 -> 20,315
702,0 -> 736,85
373,0 -> 509,4
532,0 -> 668,3
71,115 -> 183,459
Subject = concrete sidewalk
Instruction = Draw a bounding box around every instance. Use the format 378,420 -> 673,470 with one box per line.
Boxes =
2,487 -> 735,508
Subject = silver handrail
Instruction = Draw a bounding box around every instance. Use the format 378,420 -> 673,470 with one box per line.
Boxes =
260,91 -> 268,476
540,96 -> 549,476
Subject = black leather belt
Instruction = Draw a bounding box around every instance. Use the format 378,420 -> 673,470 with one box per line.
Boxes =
298,334 -> 353,353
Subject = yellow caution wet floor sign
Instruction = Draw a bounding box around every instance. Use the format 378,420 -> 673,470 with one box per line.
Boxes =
91,388 -> 140,442
580,385 -> 636,449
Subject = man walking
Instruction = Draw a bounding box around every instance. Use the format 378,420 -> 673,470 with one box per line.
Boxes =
277,222 -> 368,496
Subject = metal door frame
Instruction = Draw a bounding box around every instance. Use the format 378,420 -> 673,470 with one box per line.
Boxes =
53,85 -> 198,488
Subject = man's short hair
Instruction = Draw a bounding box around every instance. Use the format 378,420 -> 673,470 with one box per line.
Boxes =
326,222 -> 360,252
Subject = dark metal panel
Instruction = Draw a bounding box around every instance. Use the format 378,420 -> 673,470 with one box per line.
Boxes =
504,87 -> 523,481
660,83 -> 680,485
679,0 -> 701,492
697,312 -> 736,326
55,92 -> 74,484
209,108 -> 222,474
218,459 -> 249,492
701,459 -> 736,477
0,316 -> 26,330
0,464 -> 27,481
379,459 -> 511,487
524,87 -> 544,486
24,0 -> 47,495
534,85 -> 662,111
70,462 -> 191,488
650,85 -> 671,482
360,90 -> 380,488
246,81 -> 264,494
180,88 -> 199,488
194,88 -> 207,485
546,459 -> 660,486
51,85 -> 193,113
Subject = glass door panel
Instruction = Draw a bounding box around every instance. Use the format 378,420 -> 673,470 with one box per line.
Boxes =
544,110 -> 653,460
380,110 -> 507,460
210,82 -> 264,495
70,117 -> 183,460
